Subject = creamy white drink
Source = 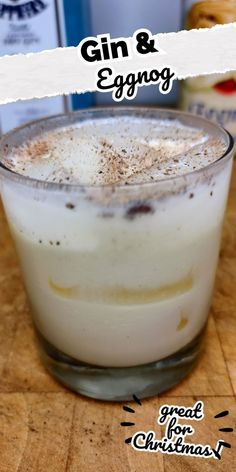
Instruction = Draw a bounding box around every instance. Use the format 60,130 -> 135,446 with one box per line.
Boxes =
0,109 -> 233,399
0,113 -> 231,368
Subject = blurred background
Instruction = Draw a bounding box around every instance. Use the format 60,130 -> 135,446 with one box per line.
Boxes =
0,0 -> 235,137
90,0 -> 182,106
0,0 -> 182,134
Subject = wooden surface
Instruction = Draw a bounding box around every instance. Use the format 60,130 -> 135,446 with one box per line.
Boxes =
0,166 -> 236,471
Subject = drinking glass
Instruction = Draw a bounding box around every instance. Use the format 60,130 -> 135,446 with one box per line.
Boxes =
0,108 -> 233,401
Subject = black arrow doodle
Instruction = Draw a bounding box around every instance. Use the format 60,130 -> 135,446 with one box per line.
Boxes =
212,440 -> 232,460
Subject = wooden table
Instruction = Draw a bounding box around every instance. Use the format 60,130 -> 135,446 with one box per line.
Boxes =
0,166 -> 235,472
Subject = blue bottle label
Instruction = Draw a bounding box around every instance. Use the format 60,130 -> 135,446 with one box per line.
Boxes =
0,0 -> 93,133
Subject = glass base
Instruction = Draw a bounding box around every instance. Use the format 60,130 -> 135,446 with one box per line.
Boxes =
37,329 -> 205,401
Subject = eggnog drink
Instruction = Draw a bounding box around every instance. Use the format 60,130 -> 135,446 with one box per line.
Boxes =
0,109 -> 233,400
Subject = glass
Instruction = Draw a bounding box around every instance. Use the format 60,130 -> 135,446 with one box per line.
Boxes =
0,108 -> 233,401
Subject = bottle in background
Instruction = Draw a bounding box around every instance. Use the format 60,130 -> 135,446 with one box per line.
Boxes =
90,0 -> 182,106
0,0 -> 93,134
180,0 -> 236,139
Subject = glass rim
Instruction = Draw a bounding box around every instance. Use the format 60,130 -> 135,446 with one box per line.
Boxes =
0,106 -> 234,193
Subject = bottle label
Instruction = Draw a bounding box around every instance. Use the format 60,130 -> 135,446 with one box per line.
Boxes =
0,0 -> 65,133
180,1 -> 236,138
0,1 -> 48,21
181,74 -> 236,139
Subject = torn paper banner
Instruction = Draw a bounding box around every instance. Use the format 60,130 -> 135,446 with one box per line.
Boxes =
0,23 -> 236,105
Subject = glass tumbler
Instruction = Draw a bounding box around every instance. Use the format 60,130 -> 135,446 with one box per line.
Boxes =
0,108 -> 233,401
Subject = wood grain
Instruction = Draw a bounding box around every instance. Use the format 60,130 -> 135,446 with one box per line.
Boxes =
0,165 -> 235,471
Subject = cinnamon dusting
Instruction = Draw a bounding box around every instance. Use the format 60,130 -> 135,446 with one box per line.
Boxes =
24,140 -> 50,160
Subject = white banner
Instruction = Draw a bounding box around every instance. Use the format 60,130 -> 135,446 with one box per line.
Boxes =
0,23 -> 235,104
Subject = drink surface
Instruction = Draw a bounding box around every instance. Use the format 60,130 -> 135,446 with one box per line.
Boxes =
3,116 -> 226,185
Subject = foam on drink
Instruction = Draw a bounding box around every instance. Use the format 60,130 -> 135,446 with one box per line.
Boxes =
3,117 -> 226,185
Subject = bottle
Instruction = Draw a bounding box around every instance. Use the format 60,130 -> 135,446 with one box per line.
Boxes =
90,0 -> 182,106
0,0 -> 93,134
180,0 -> 236,139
